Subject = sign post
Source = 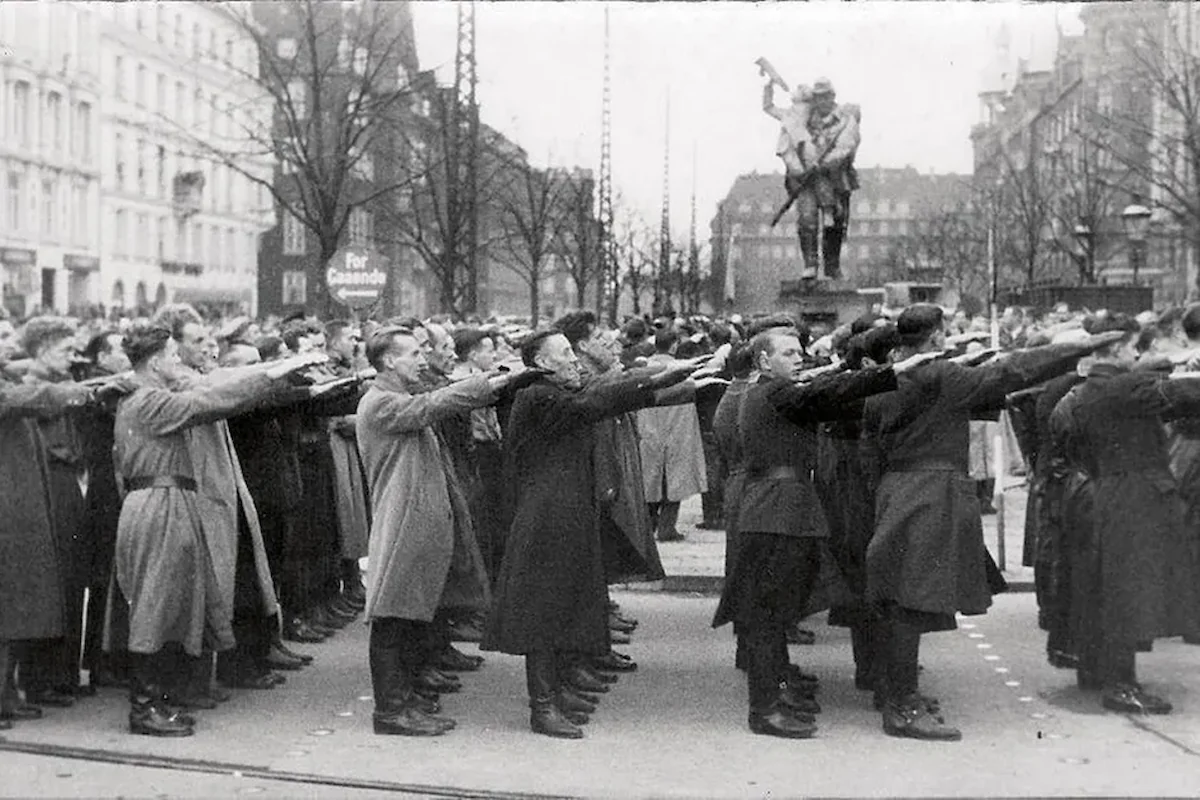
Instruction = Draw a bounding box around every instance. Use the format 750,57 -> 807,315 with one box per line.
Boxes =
325,246 -> 390,313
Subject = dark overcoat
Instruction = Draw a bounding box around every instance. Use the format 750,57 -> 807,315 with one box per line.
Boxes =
483,375 -> 656,656
1066,364 -> 1200,648
815,416 -> 875,628
711,378 -> 750,579
0,381 -> 93,640
862,343 -> 1094,628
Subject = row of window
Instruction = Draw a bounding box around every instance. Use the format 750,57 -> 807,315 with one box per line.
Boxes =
109,132 -> 268,216
281,207 -> 373,255
110,55 -> 263,137
115,2 -> 253,75
4,169 -> 92,247
731,219 -> 909,238
4,80 -> 94,162
735,198 -> 913,218
109,208 -> 255,274
730,242 -> 885,263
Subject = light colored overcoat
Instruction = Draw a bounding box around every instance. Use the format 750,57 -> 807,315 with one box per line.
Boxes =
637,354 -> 707,502
358,371 -> 493,622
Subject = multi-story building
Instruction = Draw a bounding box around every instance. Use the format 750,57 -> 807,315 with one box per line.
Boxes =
0,1 -> 103,317
708,167 -> 968,315
95,2 -> 273,316
253,0 -> 420,319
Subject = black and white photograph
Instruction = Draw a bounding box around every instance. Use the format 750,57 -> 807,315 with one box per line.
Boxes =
2,0 -> 1200,797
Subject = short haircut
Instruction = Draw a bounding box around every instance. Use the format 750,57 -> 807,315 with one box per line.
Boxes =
845,324 -> 900,370
520,328 -> 560,368
621,318 -> 649,342
365,325 -> 416,372
452,327 -> 490,360
122,323 -> 172,367
749,326 -> 800,367
896,303 -> 944,348
654,329 -> 678,354
555,310 -> 597,346
675,339 -> 704,359
726,343 -> 755,379
151,303 -> 203,342
1182,305 -> 1200,341
281,318 -> 323,352
20,316 -> 77,357
709,322 -> 734,348
256,335 -> 286,361
325,319 -> 354,342
81,329 -> 120,363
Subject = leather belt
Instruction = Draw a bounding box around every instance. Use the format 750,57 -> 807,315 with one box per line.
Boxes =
125,475 -> 197,492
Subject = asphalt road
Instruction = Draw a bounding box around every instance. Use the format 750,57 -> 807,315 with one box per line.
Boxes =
3,591 -> 1200,798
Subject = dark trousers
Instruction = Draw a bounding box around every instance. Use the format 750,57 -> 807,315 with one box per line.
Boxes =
218,505 -> 272,681
369,617 -> 429,711
875,611 -> 922,704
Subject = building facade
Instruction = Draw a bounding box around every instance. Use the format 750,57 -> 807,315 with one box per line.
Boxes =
0,1 -> 102,317
96,2 -> 273,316
709,167 -> 968,315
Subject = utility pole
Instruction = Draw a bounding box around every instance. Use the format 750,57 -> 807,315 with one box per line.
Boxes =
688,143 -> 699,315
452,1 -> 479,316
657,93 -> 671,317
597,5 -> 616,322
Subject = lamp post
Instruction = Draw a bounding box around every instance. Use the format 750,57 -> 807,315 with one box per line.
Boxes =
1072,221 -> 1095,284
1121,200 -> 1152,285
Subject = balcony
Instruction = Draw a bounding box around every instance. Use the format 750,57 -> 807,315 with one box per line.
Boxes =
160,260 -> 203,277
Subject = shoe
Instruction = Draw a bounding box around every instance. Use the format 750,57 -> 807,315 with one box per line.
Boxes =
1102,684 -> 1172,715
206,684 -> 233,703
873,691 -> 940,714
129,700 -> 194,738
447,621 -> 484,643
610,607 -> 639,628
657,532 -> 686,542
224,671 -> 278,690
27,689 -> 74,708
560,685 -> 599,711
882,695 -> 961,741
309,606 -> 350,630
592,652 -> 638,673
0,702 -> 44,721
696,520 -> 725,530
609,629 -> 631,645
437,645 -> 484,673
558,706 -> 590,725
273,641 -> 314,664
779,685 -> 821,716
1077,668 -> 1102,691
415,668 -> 461,694
584,665 -> 618,684
411,693 -> 442,715
787,626 -> 816,646
284,616 -> 328,643
265,648 -> 307,672
608,613 -> 637,634
564,665 -> 611,694
531,699 -> 584,739
373,706 -> 454,736
326,599 -> 359,621
748,704 -> 818,739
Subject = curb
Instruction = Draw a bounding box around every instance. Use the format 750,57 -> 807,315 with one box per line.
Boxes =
618,576 -> 1036,596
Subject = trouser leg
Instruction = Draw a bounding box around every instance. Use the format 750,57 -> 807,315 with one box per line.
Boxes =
1099,640 -> 1137,688
746,620 -> 785,714
795,191 -> 820,276
882,618 -> 921,703
656,501 -> 681,540
851,623 -> 879,690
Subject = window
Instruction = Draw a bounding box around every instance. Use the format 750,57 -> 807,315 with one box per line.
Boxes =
225,226 -> 235,270
353,47 -> 368,75
282,270 -> 307,305
136,213 -> 149,260
195,89 -> 206,129
772,245 -> 784,260
210,95 -> 218,135
176,218 -> 187,260
156,73 -> 166,114
223,166 -> 232,212
114,55 -> 125,99
858,244 -> 869,260
896,201 -> 910,216
277,37 -> 297,59
349,208 -> 371,247
195,222 -> 206,263
245,232 -> 257,272
174,12 -> 183,49
115,209 -> 128,257
114,132 -> 126,189
6,172 -> 22,232
897,220 -> 909,235
337,37 -> 351,68
175,81 -> 186,125
156,146 -> 166,197
209,226 -> 219,266
192,22 -> 201,57
136,63 -> 146,107
12,80 -> 30,145
209,28 -> 217,59
397,62 -> 410,86
155,3 -> 164,41
157,214 -> 167,261
136,139 -> 146,195
283,210 -> 306,255
46,92 -> 63,153
225,38 -> 233,65
880,221 -> 890,236
74,181 -> 89,245
287,80 -> 307,118
351,150 -> 375,181
75,101 -> 92,161
856,200 -> 870,216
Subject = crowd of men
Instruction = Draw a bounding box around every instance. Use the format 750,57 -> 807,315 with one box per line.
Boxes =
1,298 -> 1198,743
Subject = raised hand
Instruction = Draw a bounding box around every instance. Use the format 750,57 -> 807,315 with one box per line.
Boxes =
893,350 -> 944,375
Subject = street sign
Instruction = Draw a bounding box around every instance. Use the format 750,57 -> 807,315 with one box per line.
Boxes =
325,246 -> 389,309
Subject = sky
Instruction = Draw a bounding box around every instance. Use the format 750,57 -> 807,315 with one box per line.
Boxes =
411,1 -> 1081,245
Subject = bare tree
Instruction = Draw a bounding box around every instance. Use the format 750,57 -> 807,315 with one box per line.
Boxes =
1085,6 -> 1200,293
490,161 -> 572,325
990,149 -> 1060,288
613,212 -> 656,318
553,175 -> 601,310
159,1 -> 424,313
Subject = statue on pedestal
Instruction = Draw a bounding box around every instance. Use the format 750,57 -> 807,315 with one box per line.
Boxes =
759,59 -> 861,281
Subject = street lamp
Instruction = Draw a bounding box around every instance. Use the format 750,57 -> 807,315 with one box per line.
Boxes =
1121,200 -> 1152,285
1072,221 -> 1094,284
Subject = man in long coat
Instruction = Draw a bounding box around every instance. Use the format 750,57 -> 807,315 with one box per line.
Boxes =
861,305 -> 1118,741
357,325 -> 517,737
1,376 -> 113,729
113,324 -> 317,736
637,329 -> 707,542
483,330 -> 700,739
325,320 -> 370,608
1060,313 -> 1200,715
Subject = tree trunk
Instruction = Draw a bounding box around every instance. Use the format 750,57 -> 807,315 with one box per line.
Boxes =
318,235 -> 340,317
529,276 -> 540,327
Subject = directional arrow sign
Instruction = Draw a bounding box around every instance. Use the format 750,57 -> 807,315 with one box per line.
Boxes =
325,246 -> 389,310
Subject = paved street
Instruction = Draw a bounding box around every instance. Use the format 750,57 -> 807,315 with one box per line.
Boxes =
3,589 -> 1200,798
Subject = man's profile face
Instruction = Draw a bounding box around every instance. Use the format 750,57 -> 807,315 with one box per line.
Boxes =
760,333 -> 805,381
536,333 -> 582,390
578,324 -> 617,370
468,336 -> 496,371
99,333 -> 132,374
37,334 -> 76,377
384,333 -> 426,383
178,322 -> 215,373
427,326 -> 457,374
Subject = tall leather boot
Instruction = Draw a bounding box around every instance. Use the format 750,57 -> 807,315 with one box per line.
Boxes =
128,653 -> 193,737
527,650 -> 582,739
851,624 -> 878,691
370,619 -> 453,736
821,225 -> 845,280
797,225 -> 820,279
342,559 -> 366,609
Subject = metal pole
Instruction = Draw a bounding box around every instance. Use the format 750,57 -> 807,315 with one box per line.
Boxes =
987,211 -> 1006,570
